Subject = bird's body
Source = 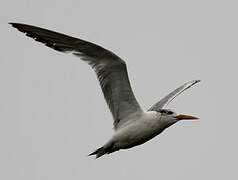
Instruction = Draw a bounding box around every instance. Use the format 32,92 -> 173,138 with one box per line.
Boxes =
90,111 -> 166,157
111,111 -> 162,150
10,23 -> 200,158
90,110 -> 181,158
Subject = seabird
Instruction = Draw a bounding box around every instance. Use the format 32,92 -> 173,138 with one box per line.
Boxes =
10,23 -> 200,158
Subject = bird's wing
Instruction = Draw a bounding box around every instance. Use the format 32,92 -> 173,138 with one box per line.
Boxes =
148,80 -> 201,111
10,23 -> 142,129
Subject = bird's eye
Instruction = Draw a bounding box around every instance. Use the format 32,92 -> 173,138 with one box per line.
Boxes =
158,109 -> 173,115
159,109 -> 166,114
167,111 -> 173,115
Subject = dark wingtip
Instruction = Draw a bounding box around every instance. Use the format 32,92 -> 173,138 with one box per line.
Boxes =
9,22 -> 30,30
9,22 -> 22,30
9,22 -> 14,27
189,80 -> 201,87
193,80 -> 201,85
9,22 -> 17,27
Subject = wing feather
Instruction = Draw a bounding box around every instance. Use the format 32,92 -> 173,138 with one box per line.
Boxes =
10,23 -> 142,129
149,80 -> 201,111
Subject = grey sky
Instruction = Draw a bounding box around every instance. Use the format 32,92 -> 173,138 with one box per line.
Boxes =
1,0 -> 238,179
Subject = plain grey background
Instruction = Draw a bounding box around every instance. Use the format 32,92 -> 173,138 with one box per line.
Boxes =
1,0 -> 238,179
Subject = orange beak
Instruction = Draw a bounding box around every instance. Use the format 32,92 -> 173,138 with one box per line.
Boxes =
175,114 -> 199,120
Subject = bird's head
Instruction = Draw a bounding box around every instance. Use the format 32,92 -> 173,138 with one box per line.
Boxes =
156,109 -> 199,126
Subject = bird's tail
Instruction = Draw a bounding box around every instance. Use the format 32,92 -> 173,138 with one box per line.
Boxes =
88,143 -> 115,159
88,147 -> 107,159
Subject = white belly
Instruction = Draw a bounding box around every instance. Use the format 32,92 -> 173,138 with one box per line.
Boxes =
112,111 -> 166,149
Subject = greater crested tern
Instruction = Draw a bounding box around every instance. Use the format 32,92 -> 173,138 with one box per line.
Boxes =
10,23 -> 200,158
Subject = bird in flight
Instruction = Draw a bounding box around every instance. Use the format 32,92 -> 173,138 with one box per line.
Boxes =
10,23 -> 200,158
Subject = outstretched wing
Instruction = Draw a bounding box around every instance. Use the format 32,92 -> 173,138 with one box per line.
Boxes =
10,23 -> 142,129
149,80 -> 201,111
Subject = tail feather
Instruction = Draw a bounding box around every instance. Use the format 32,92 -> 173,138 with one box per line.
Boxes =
88,147 -> 108,159
88,147 -> 103,158
89,143 -> 116,159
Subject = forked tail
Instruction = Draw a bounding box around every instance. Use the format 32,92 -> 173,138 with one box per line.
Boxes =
88,143 -> 116,159
88,147 -> 107,159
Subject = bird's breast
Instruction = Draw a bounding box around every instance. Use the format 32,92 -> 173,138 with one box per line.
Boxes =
112,111 -> 165,149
